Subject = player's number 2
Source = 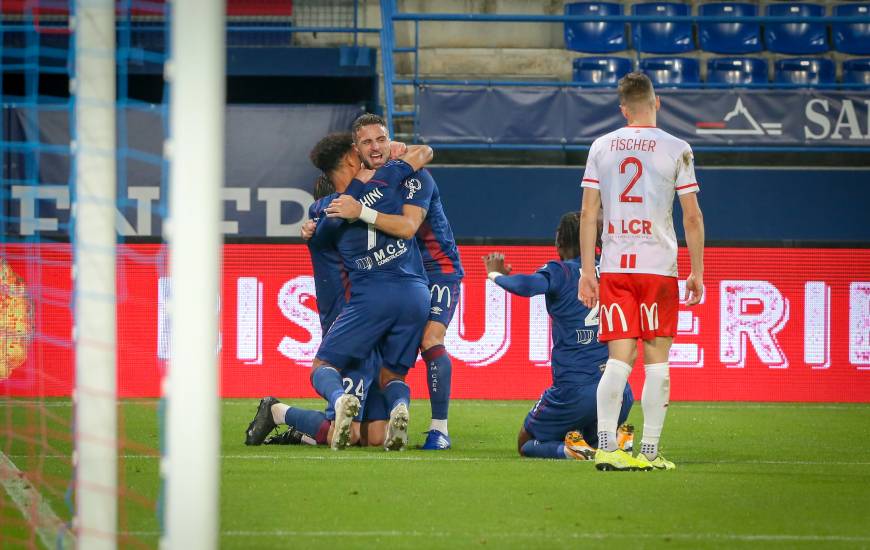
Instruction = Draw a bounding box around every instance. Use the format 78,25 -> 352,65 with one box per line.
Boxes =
619,156 -> 643,203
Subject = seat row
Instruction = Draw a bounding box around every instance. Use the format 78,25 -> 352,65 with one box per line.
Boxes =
565,2 -> 870,55
572,56 -> 870,85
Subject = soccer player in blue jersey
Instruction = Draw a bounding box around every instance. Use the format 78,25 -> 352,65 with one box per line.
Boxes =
325,113 -> 463,451
245,133 -> 381,448
308,123 -> 434,452
484,212 -> 634,460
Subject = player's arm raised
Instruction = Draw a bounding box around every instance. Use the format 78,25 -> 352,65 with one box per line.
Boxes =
578,188 -> 601,308
398,144 -> 433,172
679,192 -> 705,305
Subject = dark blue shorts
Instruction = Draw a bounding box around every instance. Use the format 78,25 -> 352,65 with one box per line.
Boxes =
427,274 -> 462,327
523,382 -> 634,448
361,379 -> 390,422
316,279 -> 429,377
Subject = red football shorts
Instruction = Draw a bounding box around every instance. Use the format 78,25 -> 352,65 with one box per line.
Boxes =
598,273 -> 679,342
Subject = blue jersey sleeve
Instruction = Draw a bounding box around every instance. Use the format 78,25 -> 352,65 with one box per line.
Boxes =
493,273 -> 550,297
536,261 -> 568,297
402,169 -> 434,211
369,159 -> 414,189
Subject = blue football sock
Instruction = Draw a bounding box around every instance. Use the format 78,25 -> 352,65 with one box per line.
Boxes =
382,379 -> 410,411
284,407 -> 329,438
310,366 -> 344,409
521,440 -> 566,459
422,345 -> 452,421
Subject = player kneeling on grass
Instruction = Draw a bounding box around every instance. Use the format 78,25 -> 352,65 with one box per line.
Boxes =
244,364 -> 394,448
484,212 -> 634,460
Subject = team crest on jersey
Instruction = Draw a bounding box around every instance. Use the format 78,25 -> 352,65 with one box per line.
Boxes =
404,178 -> 422,199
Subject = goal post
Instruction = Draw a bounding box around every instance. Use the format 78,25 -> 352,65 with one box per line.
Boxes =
162,0 -> 226,548
73,0 -> 118,547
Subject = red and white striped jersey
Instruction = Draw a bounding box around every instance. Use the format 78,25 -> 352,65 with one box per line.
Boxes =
581,125 -> 699,278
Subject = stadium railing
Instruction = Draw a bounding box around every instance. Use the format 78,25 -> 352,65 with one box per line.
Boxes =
378,1 -> 870,154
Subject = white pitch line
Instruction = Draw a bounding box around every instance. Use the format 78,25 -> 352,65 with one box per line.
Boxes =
0,450 -> 75,549
117,529 -> 870,543
11,454 -> 870,467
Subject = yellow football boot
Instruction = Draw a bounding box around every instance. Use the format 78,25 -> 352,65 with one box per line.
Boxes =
563,431 -> 595,460
594,448 -> 653,471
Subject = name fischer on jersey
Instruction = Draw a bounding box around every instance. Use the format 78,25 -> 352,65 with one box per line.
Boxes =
609,138 -> 657,152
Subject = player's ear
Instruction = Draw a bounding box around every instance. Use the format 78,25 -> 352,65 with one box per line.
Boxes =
654,95 -> 661,111
619,104 -> 630,120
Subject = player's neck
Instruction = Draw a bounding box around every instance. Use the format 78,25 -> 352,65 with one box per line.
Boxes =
626,111 -> 657,128
332,165 -> 356,193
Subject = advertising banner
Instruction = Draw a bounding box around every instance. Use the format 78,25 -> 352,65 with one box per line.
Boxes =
2,243 -> 869,402
417,87 -> 870,147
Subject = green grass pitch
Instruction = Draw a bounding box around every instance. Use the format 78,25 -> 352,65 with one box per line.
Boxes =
2,399 -> 870,549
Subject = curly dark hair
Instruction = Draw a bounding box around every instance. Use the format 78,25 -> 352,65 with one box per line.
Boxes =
351,113 -> 387,142
309,132 -> 353,199
555,211 -> 581,260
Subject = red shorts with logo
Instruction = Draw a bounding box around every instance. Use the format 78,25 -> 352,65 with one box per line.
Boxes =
598,273 -> 679,342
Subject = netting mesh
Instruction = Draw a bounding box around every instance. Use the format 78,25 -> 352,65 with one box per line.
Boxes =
1,1 -> 169,546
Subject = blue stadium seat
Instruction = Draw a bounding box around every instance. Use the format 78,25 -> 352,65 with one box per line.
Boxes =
572,56 -> 633,84
640,57 -> 701,86
843,58 -> 870,84
631,2 -> 693,53
774,57 -> 835,85
698,3 -> 763,54
765,3 -> 828,54
833,4 -> 870,55
707,57 -> 768,85
564,2 -> 627,53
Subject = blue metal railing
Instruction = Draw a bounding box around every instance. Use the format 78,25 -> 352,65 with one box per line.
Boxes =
379,4 -> 870,152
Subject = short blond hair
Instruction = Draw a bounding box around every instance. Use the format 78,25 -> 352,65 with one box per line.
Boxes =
618,72 -> 655,110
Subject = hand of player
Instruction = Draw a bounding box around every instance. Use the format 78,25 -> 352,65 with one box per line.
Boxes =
684,272 -> 704,306
578,271 -> 599,309
482,252 -> 511,276
326,195 -> 363,220
300,219 -> 316,241
389,141 -> 407,159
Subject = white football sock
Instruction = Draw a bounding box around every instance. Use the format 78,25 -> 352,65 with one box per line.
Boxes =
429,418 -> 448,435
597,358 -> 632,452
641,362 -> 670,458
271,402 -> 290,425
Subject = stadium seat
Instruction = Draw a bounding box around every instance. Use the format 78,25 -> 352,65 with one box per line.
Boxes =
833,3 -> 870,55
707,57 -> 768,85
631,2 -> 693,54
572,56 -> 633,84
765,3 -> 828,54
698,3 -> 763,54
639,57 -> 700,86
843,58 -> 870,84
564,2 -> 627,53
774,57 -> 835,85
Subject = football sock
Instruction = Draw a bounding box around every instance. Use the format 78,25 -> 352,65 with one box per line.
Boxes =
641,362 -> 670,458
429,419 -> 448,435
521,440 -> 566,459
271,402 -> 290,425
284,407 -> 329,440
597,358 -> 632,452
310,366 -> 345,409
422,345 -> 452,426
383,379 -> 411,412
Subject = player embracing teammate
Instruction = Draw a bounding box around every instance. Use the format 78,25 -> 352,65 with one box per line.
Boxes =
579,72 -> 705,471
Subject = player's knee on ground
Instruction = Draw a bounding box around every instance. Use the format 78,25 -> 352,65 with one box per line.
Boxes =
517,427 -> 532,457
361,420 -> 386,447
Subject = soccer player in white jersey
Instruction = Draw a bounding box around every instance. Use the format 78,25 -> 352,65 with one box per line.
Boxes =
578,72 -> 705,471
